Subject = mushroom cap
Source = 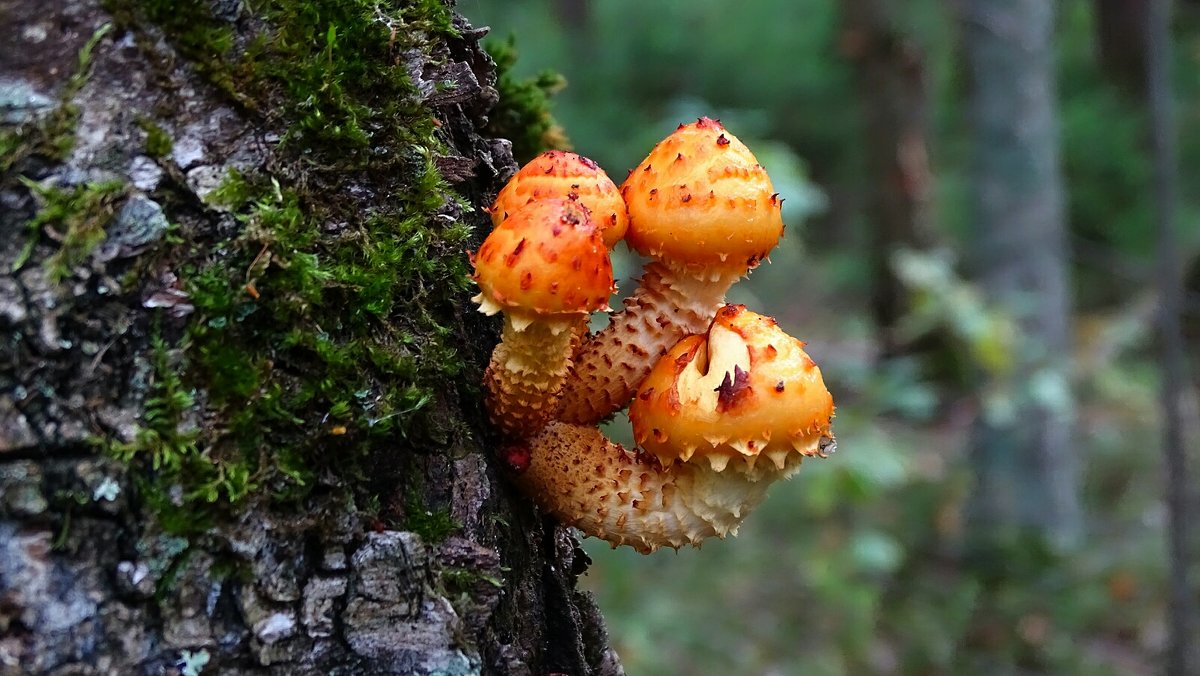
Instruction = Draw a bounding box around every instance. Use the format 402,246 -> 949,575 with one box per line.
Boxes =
620,118 -> 784,273
472,198 -> 615,319
629,304 -> 834,472
491,150 -> 629,249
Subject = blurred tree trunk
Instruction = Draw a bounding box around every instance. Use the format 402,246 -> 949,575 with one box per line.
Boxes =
1095,0 -> 1151,96
0,1 -> 621,674
553,0 -> 595,56
1146,0 -> 1197,671
840,0 -> 934,358
1188,256 -> 1200,396
553,0 -> 591,33
961,1 -> 1081,546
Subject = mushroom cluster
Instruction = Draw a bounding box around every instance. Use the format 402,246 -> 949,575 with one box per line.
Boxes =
471,120 -> 836,553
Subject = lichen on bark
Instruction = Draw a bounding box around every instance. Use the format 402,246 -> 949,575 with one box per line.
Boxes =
0,0 -> 620,673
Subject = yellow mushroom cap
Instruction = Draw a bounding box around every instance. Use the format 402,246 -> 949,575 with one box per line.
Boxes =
620,118 -> 784,273
491,150 -> 629,249
629,304 -> 834,472
472,198 -> 615,319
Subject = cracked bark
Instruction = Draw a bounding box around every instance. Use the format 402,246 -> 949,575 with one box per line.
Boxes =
0,1 -> 621,674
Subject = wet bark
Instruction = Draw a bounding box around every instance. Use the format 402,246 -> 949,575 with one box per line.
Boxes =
0,1 -> 621,674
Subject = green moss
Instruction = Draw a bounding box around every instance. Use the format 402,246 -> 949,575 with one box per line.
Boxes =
106,332 -> 256,535
179,155 -> 471,501
1,128 -> 29,175
441,566 -> 504,594
14,177 -> 126,281
109,0 -> 458,163
243,0 -> 457,155
93,0 -> 492,536
96,0 -> 560,538
486,36 -> 569,163
138,118 -> 173,158
407,500 -> 460,544
1,23 -> 112,173
102,0 -> 240,102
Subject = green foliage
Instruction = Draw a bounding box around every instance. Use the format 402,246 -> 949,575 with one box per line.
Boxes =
14,178 -> 126,281
586,396 -> 1161,675
486,36 -> 568,163
470,0 -> 856,181
890,248 -> 1016,379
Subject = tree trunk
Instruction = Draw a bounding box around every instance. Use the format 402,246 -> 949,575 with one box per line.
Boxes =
961,0 -> 1081,547
840,0 -> 934,358
553,0 -> 592,38
0,1 -> 621,674
1146,0 -> 1197,671
1094,0 -> 1151,96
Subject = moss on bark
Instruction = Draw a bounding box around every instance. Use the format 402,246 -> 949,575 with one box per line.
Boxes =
2,0 -> 620,673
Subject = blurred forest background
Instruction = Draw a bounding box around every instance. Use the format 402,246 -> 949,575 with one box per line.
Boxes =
464,1 -> 1200,674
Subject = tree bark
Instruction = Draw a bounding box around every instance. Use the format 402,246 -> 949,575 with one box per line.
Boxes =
1146,0 -> 1197,671
840,0 -> 934,358
1094,0 -> 1151,96
0,1 -> 621,674
961,0 -> 1081,547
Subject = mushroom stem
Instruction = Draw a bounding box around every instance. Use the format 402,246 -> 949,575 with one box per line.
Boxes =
558,261 -> 744,424
484,314 -> 578,438
512,421 -> 801,554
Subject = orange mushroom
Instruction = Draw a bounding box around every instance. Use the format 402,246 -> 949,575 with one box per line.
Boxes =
473,198 -> 615,437
490,150 -> 629,249
508,304 -> 835,552
630,304 -> 835,472
558,118 -> 785,425
489,150 -> 629,359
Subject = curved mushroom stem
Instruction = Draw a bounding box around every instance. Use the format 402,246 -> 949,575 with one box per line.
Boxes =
558,261 -> 745,425
484,314 -> 579,438
511,421 -> 810,554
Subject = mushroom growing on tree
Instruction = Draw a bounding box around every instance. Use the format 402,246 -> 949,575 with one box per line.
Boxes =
473,197 -> 615,438
557,118 -> 786,425
488,150 -> 630,360
489,150 -> 630,249
507,305 -> 835,553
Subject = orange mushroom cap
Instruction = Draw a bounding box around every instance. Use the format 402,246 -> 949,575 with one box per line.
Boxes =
629,304 -> 834,472
620,118 -> 785,273
472,198 -> 615,319
491,150 -> 629,249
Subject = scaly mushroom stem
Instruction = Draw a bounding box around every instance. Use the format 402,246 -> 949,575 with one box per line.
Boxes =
512,304 -> 837,553
471,198 -> 614,438
512,421 -> 802,554
484,314 -> 578,437
558,261 -> 744,425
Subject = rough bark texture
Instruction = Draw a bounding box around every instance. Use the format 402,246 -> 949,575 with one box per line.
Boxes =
0,1 -> 621,674
961,0 -> 1081,546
